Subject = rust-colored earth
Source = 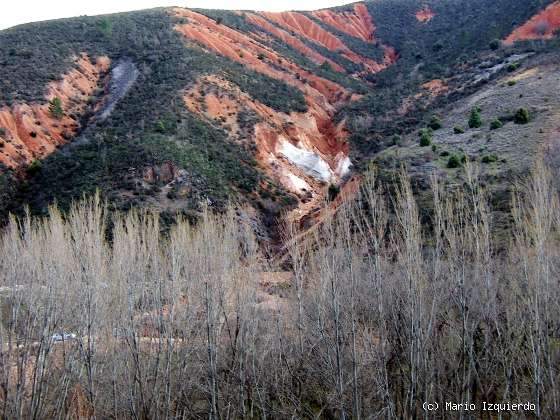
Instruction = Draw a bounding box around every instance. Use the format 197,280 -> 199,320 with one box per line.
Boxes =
312,3 -> 376,43
0,54 -> 109,169
504,1 -> 560,44
416,6 -> 436,23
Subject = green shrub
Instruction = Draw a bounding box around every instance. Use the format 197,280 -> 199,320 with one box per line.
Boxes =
489,39 -> 500,50
431,144 -> 437,152
428,115 -> 443,130
447,155 -> 461,168
327,184 -> 340,202
507,62 -> 519,72
468,106 -> 483,128
391,134 -> 402,146
419,128 -> 432,147
490,118 -> 503,130
26,159 -> 42,176
453,125 -> 465,134
155,120 -> 166,133
440,150 -> 450,157
507,80 -> 517,86
514,108 -> 530,124
481,154 -> 498,163
49,97 -> 64,119
257,53 -> 265,61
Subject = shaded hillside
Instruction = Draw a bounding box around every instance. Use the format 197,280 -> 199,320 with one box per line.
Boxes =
0,0 -> 558,238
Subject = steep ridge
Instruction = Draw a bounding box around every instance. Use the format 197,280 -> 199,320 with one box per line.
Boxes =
258,9 -> 395,73
311,3 -> 376,42
0,54 -> 110,169
504,1 -> 560,44
244,13 -> 345,72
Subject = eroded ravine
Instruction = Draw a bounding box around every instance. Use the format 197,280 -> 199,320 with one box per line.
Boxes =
0,54 -> 110,169
171,5 -> 398,224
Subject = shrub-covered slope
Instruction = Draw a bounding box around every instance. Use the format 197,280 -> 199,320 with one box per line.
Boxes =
0,0 -> 558,235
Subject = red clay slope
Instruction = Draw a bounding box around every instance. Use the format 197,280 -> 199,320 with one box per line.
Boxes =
258,10 -> 394,73
504,1 -> 560,44
172,8 -> 347,104
244,12 -> 345,72
311,3 -> 376,42
0,54 -> 110,169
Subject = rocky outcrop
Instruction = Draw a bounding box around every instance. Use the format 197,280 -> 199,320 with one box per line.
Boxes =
504,1 -> 560,44
0,54 -> 110,169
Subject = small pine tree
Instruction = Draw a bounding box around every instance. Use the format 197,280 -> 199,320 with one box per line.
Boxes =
490,118 -> 503,130
447,155 -> 461,168
428,115 -> 443,130
489,39 -> 500,50
419,128 -> 432,147
327,184 -> 340,202
469,106 -> 482,128
49,97 -> 64,119
514,108 -> 530,124
155,120 -> 166,133
453,126 -> 465,134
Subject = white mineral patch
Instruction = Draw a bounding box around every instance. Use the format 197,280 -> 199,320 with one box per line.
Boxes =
287,173 -> 311,193
279,140 -> 333,183
335,155 -> 352,178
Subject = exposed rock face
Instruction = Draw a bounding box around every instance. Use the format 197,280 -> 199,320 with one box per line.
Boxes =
504,1 -> 560,44
0,54 -> 110,169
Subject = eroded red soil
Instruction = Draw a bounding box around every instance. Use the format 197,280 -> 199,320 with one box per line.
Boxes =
257,10 -> 394,73
0,54 -> 110,169
312,3 -> 376,43
184,75 -> 350,215
245,12 -> 345,72
504,1 -> 560,44
416,6 -> 436,23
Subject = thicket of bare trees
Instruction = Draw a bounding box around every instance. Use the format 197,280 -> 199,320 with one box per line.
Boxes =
0,162 -> 559,419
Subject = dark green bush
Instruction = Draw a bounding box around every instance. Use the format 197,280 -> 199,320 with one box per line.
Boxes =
26,160 -> 42,176
481,154 -> 498,163
453,126 -> 465,134
49,97 -> 64,119
514,108 -> 530,124
489,39 -> 500,50
419,128 -> 432,147
440,150 -> 450,157
327,184 -> 340,202
490,118 -> 503,130
428,115 -> 443,130
447,155 -> 461,168
469,106 -> 483,128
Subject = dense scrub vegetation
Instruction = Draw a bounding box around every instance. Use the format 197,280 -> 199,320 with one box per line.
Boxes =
0,9 -> 309,218
0,163 -> 559,418
343,0 -> 554,162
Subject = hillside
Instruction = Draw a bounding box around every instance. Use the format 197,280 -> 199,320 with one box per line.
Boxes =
0,0 -> 558,240
2,0 -> 560,418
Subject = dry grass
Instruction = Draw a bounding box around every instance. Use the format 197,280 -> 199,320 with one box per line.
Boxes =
0,162 -> 559,418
